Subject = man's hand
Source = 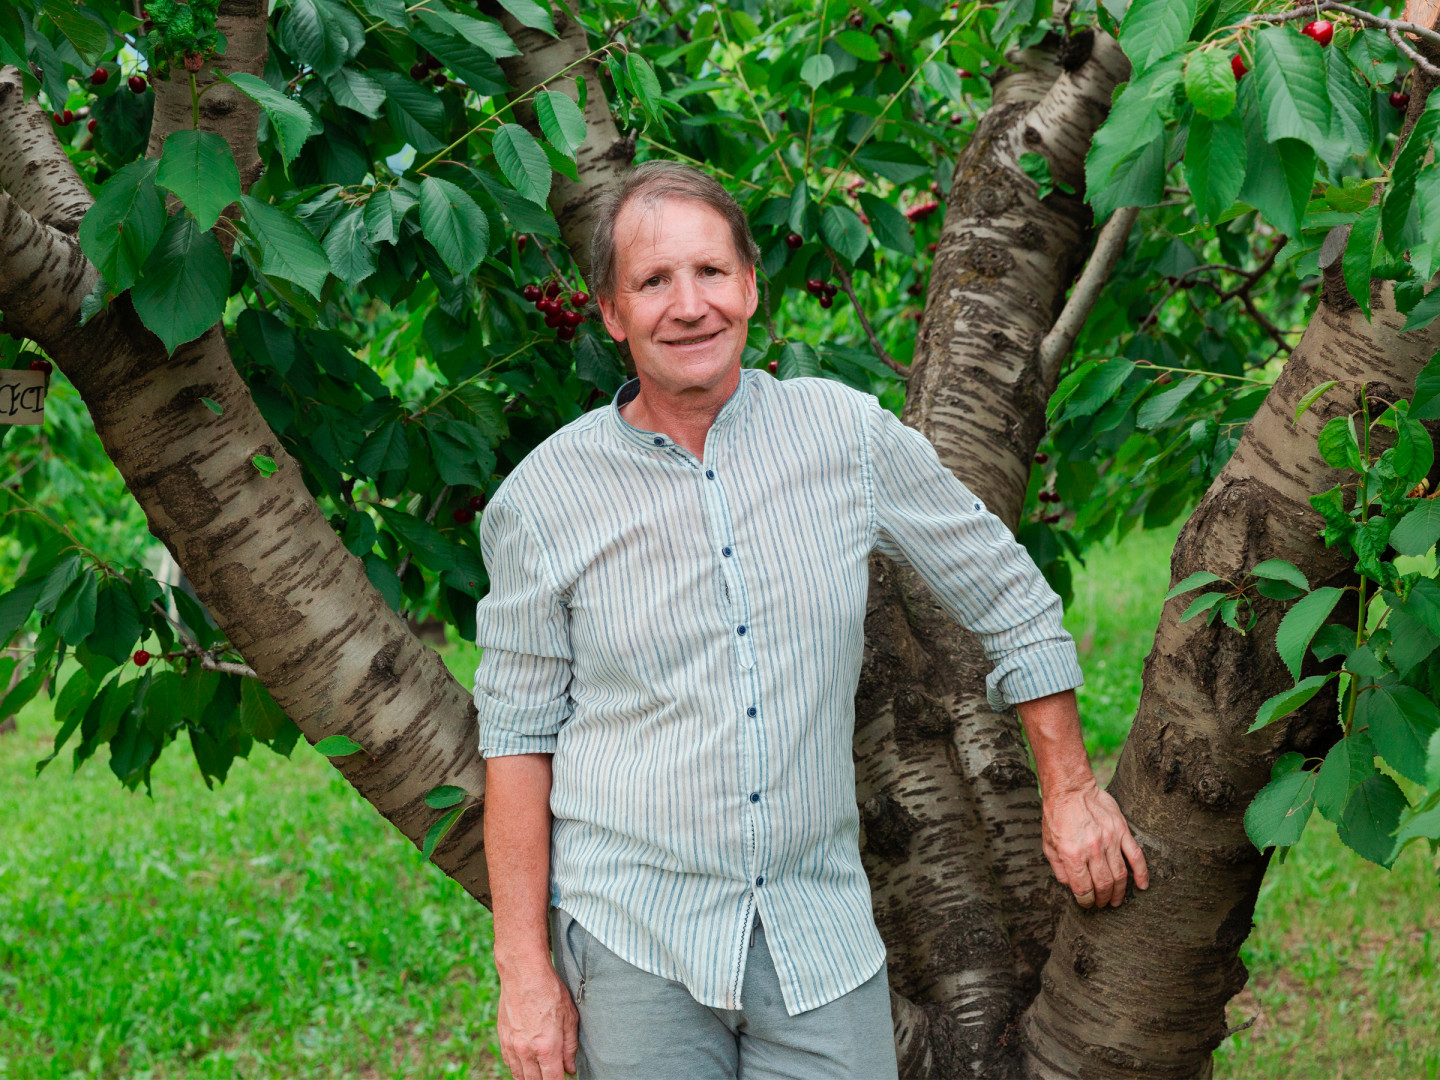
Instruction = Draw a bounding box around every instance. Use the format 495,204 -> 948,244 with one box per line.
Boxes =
1041,778 -> 1149,908
496,954 -> 579,1080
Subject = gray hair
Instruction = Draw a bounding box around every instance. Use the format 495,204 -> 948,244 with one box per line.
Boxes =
589,161 -> 761,300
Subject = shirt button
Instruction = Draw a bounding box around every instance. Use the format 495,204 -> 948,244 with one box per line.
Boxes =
755,876 -> 765,887
706,469 -> 715,479
749,792 -> 760,803
653,436 -> 665,446
747,707 -> 756,717
737,625 -> 747,636
722,546 -> 732,557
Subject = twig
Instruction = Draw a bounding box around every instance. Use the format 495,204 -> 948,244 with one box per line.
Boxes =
828,253 -> 909,376
1243,2 -> 1440,75
201,656 -> 259,678
395,485 -> 452,582
1039,206 -> 1140,383
1140,237 -> 1294,351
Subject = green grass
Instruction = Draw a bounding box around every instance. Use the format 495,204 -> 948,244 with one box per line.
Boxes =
2,529 -> 1436,1078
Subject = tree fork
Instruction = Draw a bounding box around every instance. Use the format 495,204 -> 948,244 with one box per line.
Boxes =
1019,56 -> 1440,1080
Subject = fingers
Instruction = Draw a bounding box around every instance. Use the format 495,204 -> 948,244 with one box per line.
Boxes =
1122,828 -> 1150,890
1104,833 -> 1129,907
564,1003 -> 579,1075
1067,861 -> 1096,907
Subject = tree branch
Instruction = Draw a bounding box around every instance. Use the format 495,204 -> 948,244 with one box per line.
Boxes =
0,191 -> 99,343
829,253 -> 910,376
1245,2 -> 1440,75
0,67 -> 92,233
1038,205 -> 1139,383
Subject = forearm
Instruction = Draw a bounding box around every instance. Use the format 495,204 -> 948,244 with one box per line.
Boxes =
483,753 -> 556,977
1014,689 -> 1096,798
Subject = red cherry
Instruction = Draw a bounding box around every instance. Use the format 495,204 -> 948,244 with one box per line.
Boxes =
51,111 -> 63,125
545,310 -> 563,328
819,295 -> 833,309
517,234 -> 528,251
785,233 -> 803,250
61,109 -> 73,126
432,72 -> 448,88
426,53 -> 443,71
89,67 -> 108,86
544,280 -> 561,298
1301,20 -> 1333,47
1034,451 -> 1049,464
522,284 -> 542,302
468,494 -> 485,511
1390,90 -> 1411,112
557,324 -> 577,342
562,309 -> 583,327
133,649 -> 151,666
805,278 -> 824,295
926,242 -> 938,254
87,117 -> 97,133
822,282 -> 838,298
570,290 -> 589,307
907,283 -> 923,297
128,74 -> 147,93
878,50 -> 893,64
904,200 -> 940,222
1231,54 -> 1247,81
29,358 -> 52,375
409,62 -> 428,81
452,508 -> 476,525
767,359 -> 779,375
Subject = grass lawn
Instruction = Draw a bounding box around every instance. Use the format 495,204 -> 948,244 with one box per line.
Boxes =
0,527 -> 1435,1077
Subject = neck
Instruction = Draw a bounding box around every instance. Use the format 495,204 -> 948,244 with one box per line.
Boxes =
621,365 -> 742,459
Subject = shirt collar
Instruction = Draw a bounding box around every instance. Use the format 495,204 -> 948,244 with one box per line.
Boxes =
608,368 -> 757,450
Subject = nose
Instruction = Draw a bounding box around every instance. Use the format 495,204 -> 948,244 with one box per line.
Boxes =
667,273 -> 708,322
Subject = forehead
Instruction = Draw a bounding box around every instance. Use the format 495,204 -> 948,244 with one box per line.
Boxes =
612,196 -> 737,271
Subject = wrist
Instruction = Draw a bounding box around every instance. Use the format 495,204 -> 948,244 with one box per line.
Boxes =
494,935 -> 554,979
1042,767 -> 1097,800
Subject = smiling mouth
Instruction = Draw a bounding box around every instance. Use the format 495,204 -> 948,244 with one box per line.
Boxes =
664,329 -> 721,346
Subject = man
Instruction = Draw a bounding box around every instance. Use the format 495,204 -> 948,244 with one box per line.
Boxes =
474,161 -> 1148,1080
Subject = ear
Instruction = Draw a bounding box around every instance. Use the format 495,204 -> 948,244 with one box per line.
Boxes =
597,293 -> 628,343
743,263 -> 759,320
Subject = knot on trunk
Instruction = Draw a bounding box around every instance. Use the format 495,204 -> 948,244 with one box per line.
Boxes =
962,239 -> 1015,278
1193,770 -> 1235,810
860,792 -> 920,861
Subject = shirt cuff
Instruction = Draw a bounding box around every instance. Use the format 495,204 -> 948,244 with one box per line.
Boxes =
480,729 -> 559,758
475,694 -> 568,758
985,640 -> 1085,713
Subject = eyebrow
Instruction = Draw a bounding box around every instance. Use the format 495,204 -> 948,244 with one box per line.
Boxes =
626,252 -> 736,284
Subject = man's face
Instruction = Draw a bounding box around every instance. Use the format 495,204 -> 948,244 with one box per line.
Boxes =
598,197 -> 758,396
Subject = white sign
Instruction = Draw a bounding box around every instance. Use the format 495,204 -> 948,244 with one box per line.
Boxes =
0,369 -> 46,425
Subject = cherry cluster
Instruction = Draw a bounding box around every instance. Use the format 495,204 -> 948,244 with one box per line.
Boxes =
452,493 -> 485,526
1032,453 -> 1063,523
410,52 -> 447,88
804,278 -> 838,308
1234,22 -> 1409,110
522,280 -> 589,341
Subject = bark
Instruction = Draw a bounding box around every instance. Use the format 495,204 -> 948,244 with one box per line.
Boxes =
855,30 -> 1131,1076
0,69 -> 92,233
491,0 -> 633,285
1019,64 -> 1440,1080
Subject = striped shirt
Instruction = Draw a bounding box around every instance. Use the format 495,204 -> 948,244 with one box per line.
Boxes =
472,368 -> 1082,1016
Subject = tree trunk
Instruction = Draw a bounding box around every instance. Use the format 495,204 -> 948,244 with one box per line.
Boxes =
855,30 -> 1131,1077
1019,64 -> 1440,1080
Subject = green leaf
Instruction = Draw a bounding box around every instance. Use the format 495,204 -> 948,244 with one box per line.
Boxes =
1314,732 -> 1376,824
834,29 -> 880,61
493,123 -> 552,206
778,340 -> 820,380
226,73 -> 321,166
40,0 -> 109,66
1342,206 -> 1380,319
78,159 -> 166,294
325,67 -> 386,119
278,0 -> 357,77
314,733 -> 365,756
323,205 -> 376,287
365,555 -> 403,611
240,677 -> 294,744
921,61 -> 964,103
1120,0 -> 1196,74
1244,762 -> 1317,851
157,130 -> 242,231
1294,380 -> 1338,423
854,141 -> 932,185
1164,570 -> 1222,601
427,419 -> 496,487
857,193 -> 914,256
238,195 -> 332,300
1275,586 -> 1345,680
535,90 -> 587,158
1184,49 -> 1235,119
0,580 -> 43,649
1429,727 -> 1440,791
1018,152 -> 1057,200
626,54 -> 662,120
1058,359 -> 1135,422
52,572 -> 98,646
1180,591 -> 1226,621
1391,500 -> 1440,557
1238,113 -> 1314,239
415,10 -> 519,57
252,454 -> 278,476
821,204 -> 868,263
1250,559 -> 1309,592
1185,114 -> 1245,225
418,177 -> 490,276
1383,95 -> 1440,256
1137,375 -> 1202,429
1337,772 -> 1408,867
422,804 -> 464,858
87,582 -> 141,665
355,419 -> 410,476
1316,415 -> 1361,470
201,397 -> 223,415
1252,27 -> 1331,151
130,217 -> 229,356
801,53 -> 836,90
1249,674 -> 1333,732
1086,58 -> 1181,208
424,784 -> 469,809
373,70 -> 446,154
493,0 -> 555,35
1356,681 -> 1440,785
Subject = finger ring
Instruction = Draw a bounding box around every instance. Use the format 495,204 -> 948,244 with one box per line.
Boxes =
1076,889 -> 1096,908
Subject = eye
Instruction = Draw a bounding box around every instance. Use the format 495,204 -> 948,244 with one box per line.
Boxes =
643,275 -> 662,287
701,266 -> 720,277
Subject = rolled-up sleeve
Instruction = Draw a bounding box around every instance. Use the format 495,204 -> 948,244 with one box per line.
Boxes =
473,495 -> 573,757
864,399 -> 1083,712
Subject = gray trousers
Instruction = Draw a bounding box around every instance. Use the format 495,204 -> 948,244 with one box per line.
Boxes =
549,907 -> 900,1080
